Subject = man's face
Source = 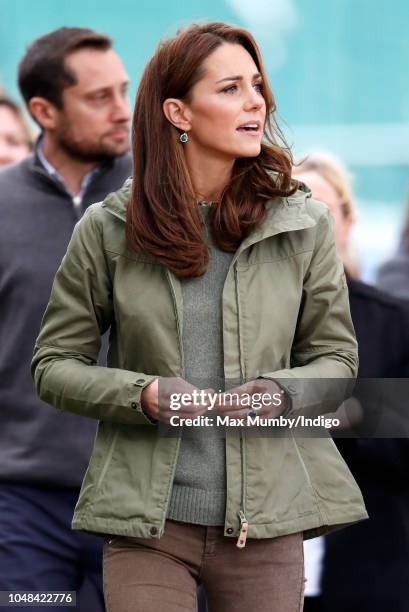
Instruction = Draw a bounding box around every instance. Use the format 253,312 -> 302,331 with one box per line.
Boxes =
53,47 -> 131,161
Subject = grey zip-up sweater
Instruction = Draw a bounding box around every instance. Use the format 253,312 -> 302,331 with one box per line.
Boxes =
166,205 -> 235,525
0,150 -> 131,488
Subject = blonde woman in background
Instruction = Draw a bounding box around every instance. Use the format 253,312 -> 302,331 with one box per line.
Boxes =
294,152 -> 359,277
294,152 -> 409,612
0,97 -> 32,166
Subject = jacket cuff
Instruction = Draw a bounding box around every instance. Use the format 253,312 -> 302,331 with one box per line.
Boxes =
258,373 -> 355,418
127,375 -> 160,425
257,375 -> 299,416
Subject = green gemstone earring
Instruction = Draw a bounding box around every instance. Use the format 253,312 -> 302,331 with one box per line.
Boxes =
179,132 -> 189,143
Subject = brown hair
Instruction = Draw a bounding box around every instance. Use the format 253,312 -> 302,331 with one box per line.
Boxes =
127,22 -> 296,278
18,27 -> 112,123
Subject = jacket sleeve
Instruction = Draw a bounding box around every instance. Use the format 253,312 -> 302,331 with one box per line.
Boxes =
31,205 -> 158,426
259,208 -> 359,417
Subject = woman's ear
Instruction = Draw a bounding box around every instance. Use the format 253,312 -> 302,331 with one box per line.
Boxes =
162,98 -> 192,132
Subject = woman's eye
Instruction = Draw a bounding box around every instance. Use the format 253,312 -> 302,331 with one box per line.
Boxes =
254,82 -> 263,93
222,84 -> 238,93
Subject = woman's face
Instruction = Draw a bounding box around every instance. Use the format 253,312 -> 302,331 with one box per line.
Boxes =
0,106 -> 31,167
184,43 -> 266,161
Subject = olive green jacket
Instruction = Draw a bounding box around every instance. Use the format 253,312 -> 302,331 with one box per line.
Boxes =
32,179 -> 368,543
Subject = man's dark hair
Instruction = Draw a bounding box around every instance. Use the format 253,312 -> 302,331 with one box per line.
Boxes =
18,27 -> 112,110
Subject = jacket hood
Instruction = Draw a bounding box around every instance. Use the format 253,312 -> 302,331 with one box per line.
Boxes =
289,178 -> 312,199
102,177 -> 132,222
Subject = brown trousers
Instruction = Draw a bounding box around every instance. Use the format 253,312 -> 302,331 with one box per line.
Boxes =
103,519 -> 306,612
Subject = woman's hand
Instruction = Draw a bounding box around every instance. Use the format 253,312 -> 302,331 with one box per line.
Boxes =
214,379 -> 288,423
140,377 -> 214,424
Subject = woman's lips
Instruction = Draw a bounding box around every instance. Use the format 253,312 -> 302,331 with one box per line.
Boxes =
236,120 -> 262,136
236,127 -> 261,136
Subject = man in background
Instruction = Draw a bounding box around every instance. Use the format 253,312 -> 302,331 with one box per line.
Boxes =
0,27 -> 131,610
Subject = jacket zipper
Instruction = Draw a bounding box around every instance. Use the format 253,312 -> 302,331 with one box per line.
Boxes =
234,265 -> 249,548
237,509 -> 249,548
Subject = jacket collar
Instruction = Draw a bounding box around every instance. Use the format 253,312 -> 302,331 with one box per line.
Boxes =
241,182 -> 316,247
102,177 -> 132,221
102,178 -> 317,247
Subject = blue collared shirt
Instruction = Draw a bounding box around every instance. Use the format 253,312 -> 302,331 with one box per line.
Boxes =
37,139 -> 100,209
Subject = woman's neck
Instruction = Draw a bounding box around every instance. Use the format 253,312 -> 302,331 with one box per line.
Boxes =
184,146 -> 234,202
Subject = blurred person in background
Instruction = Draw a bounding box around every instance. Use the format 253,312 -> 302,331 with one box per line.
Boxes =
294,153 -> 409,612
0,96 -> 32,166
0,26 -> 131,611
294,152 -> 359,277
377,191 -> 409,300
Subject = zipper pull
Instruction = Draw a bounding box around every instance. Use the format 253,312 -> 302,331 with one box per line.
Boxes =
236,510 -> 248,549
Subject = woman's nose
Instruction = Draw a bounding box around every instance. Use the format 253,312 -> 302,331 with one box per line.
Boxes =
243,87 -> 264,111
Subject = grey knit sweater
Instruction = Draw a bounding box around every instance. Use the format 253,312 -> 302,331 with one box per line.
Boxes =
166,205 -> 234,525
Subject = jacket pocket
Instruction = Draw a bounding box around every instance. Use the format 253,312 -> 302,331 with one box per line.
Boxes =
245,436 -> 318,523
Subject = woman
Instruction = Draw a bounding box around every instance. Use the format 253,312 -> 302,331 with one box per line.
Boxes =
293,151 -> 358,277
0,96 -> 32,167
32,22 -> 368,612
295,153 -> 409,612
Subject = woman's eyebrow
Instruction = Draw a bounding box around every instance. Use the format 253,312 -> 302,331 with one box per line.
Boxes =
216,72 -> 262,84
